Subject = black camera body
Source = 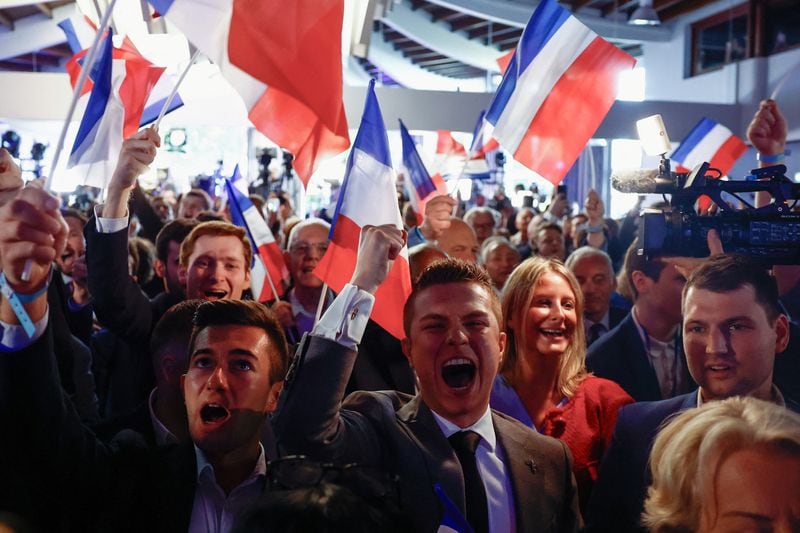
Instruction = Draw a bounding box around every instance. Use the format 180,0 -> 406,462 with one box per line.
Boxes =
637,163 -> 800,265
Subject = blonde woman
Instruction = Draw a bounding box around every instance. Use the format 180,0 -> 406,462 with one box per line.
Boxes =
490,257 -> 633,513
644,396 -> 800,532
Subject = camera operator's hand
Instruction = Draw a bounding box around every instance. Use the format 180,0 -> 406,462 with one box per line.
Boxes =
747,99 -> 787,160
664,229 -> 724,279
103,128 -> 161,219
419,194 -> 456,241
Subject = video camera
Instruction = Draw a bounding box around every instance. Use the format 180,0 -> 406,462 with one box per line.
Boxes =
612,160 -> 800,265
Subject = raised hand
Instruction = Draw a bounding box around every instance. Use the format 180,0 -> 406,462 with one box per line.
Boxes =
350,225 -> 406,294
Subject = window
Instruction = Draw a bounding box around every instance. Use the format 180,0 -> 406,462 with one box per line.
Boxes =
761,0 -> 800,55
690,3 -> 750,76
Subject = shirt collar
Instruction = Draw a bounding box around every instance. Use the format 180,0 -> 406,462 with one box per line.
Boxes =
194,444 -> 267,485
584,311 -> 610,332
696,385 -> 787,408
430,405 -> 497,453
148,388 -> 178,447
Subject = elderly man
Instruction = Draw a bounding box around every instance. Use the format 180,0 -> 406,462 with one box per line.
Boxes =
435,218 -> 480,264
585,253 -> 799,532
565,247 -> 627,346
464,206 -> 500,247
0,186 -> 289,531
274,225 -> 580,532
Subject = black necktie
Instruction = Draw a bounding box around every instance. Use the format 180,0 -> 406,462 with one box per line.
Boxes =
448,430 -> 489,533
588,322 -> 606,345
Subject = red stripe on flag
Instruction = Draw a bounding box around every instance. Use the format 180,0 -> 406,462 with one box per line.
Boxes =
709,135 -> 747,176
315,215 -> 411,339
514,36 -> 635,185
256,242 -> 288,299
229,0 -> 350,188
497,49 -> 514,75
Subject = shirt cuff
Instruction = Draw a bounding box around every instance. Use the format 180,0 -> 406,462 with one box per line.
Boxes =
311,284 -> 375,350
0,310 -> 49,352
94,204 -> 129,233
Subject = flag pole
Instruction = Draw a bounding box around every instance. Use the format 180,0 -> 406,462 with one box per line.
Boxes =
313,283 -> 328,326
153,48 -> 201,132
44,0 -> 119,193
22,0 -> 118,282
771,58 -> 800,100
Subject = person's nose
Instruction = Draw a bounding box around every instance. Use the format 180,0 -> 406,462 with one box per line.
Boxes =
705,327 -> 729,355
206,366 -> 228,391
446,323 -> 468,345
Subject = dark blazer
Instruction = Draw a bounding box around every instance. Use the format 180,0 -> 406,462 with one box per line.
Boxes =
586,313 -> 695,401
584,390 -> 800,532
346,319 -> 415,395
0,327 -> 198,532
274,335 -> 581,533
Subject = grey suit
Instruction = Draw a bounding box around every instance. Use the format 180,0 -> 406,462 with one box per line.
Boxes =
273,335 -> 580,532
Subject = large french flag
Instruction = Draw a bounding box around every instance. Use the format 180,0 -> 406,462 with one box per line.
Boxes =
148,0 -> 350,187
314,80 -> 412,340
485,0 -> 635,185
399,120 -> 447,225
59,14 -> 183,128
67,33 -> 164,189
225,167 -> 289,302
671,117 -> 747,176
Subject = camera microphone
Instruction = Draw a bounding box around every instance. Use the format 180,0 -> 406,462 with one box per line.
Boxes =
611,169 -> 680,194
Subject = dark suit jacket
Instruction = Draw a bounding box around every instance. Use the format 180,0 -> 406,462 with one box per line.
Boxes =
586,313 -> 695,401
346,319 -> 415,395
584,390 -> 800,532
274,335 -> 580,533
0,326 -> 198,532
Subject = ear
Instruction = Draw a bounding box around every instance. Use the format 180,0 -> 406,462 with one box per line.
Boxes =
774,314 -> 791,354
401,337 -> 413,367
497,331 -> 507,363
265,380 -> 284,413
180,373 -> 187,400
243,265 -> 251,290
154,259 -> 166,280
630,270 -> 650,296
161,355 -> 180,386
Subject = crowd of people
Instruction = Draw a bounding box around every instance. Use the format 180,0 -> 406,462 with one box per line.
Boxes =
0,99 -> 798,532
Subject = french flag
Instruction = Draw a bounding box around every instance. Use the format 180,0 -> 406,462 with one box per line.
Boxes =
434,483 -> 472,533
314,80 -> 412,340
671,117 -> 747,176
225,167 -> 289,302
148,0 -> 350,188
468,110 -> 499,161
67,33 -> 164,189
399,119 -> 447,225
58,14 -> 183,128
485,0 -> 635,185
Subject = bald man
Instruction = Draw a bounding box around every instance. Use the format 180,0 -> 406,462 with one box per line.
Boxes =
434,219 -> 479,264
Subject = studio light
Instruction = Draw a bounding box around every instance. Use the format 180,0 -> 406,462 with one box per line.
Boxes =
629,0 -> 660,26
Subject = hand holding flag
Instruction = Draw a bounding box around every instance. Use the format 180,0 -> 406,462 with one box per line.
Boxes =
350,225 -> 407,295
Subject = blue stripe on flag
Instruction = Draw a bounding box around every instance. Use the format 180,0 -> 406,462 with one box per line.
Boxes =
485,0 -> 569,125
224,167 -> 259,266
671,117 -> 716,163
468,110 -> 486,153
329,79 -> 391,239
148,0 -> 175,15
139,95 -> 184,127
434,483 -> 473,533
57,18 -> 83,55
70,33 -> 114,159
399,119 -> 436,200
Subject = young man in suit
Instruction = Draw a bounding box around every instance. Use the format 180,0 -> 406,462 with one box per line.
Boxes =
273,224 -> 580,532
0,185 -> 288,531
585,253 -> 799,532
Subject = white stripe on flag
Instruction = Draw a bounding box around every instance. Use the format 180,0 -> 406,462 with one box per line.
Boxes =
681,124 -> 732,170
161,0 -> 266,108
242,205 -> 277,245
494,16 -> 595,152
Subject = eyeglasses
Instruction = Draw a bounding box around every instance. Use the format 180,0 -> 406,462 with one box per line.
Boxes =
288,241 -> 329,256
267,456 -> 399,503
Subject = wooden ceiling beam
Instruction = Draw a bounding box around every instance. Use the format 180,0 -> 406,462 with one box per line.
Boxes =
35,2 -> 52,18
0,10 -> 14,30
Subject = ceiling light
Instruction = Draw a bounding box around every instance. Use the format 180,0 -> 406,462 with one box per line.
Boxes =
629,0 -> 660,26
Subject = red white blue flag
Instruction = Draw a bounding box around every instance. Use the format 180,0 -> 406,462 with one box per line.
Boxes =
225,166 -> 289,301
148,0 -> 350,187
399,120 -> 447,225
485,0 -> 635,184
314,80 -> 412,340
671,117 -> 747,176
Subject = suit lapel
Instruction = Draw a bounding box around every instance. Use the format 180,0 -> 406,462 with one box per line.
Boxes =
397,396 -> 465,513
157,444 -> 198,532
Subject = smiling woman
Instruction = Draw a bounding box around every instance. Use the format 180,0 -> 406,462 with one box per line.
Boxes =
490,257 -> 634,516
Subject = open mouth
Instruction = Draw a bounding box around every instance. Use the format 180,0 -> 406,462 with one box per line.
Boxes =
441,358 -> 476,389
203,290 -> 227,300
707,364 -> 734,373
200,403 -> 230,424
540,328 -> 566,338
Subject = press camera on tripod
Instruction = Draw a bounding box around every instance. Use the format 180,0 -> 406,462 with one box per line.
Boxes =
612,115 -> 800,265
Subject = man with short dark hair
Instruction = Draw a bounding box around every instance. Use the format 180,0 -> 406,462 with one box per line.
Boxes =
0,188 -> 289,530
585,253 -> 799,533
586,243 -> 693,401
274,224 -> 580,532
154,218 -> 199,298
